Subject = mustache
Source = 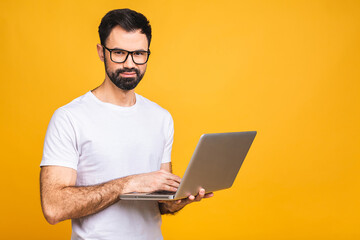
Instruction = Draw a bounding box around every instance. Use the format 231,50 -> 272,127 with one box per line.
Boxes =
115,67 -> 140,76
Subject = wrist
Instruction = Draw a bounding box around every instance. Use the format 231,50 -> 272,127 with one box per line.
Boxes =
159,201 -> 175,215
160,201 -> 182,214
118,175 -> 134,194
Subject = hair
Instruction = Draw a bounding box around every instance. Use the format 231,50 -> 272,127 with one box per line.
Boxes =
98,8 -> 152,47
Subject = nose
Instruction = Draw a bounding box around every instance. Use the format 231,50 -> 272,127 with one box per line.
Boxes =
123,53 -> 136,69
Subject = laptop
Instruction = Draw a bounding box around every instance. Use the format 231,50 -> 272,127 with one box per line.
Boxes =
119,131 -> 257,201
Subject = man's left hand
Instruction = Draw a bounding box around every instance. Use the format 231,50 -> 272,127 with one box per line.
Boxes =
158,188 -> 214,214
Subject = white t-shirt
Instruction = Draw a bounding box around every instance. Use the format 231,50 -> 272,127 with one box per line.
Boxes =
41,91 -> 174,240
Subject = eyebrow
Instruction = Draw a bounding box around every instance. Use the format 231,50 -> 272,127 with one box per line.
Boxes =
112,47 -> 147,52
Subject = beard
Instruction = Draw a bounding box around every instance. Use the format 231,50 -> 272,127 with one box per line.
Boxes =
105,60 -> 145,91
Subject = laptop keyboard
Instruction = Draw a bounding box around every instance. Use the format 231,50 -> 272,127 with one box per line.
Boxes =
146,190 -> 176,195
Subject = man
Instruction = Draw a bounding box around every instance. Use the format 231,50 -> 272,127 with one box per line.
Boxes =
40,8 -> 213,240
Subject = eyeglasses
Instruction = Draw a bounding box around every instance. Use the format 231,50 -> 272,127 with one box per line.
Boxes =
102,45 -> 150,65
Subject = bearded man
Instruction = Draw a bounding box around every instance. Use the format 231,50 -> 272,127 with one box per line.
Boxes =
40,8 -> 212,240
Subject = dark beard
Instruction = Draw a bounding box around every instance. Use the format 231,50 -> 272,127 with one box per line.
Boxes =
105,61 -> 145,91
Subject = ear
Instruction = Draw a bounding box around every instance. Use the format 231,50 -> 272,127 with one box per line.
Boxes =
97,44 -> 104,62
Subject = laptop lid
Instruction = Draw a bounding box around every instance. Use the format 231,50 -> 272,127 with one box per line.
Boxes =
119,131 -> 257,200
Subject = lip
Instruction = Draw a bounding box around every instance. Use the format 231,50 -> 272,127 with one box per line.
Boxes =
120,72 -> 136,76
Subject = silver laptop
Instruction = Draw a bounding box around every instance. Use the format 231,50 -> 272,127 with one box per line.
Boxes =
119,131 -> 257,200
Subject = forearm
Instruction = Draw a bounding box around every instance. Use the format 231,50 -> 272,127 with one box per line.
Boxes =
40,165 -> 181,224
41,177 -> 130,224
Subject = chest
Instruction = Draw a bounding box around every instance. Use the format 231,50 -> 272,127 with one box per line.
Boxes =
74,112 -> 166,185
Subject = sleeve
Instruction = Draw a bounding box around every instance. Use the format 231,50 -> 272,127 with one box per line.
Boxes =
161,112 -> 174,164
40,108 -> 79,170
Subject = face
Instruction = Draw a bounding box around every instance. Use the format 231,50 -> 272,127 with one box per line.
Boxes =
98,26 -> 149,91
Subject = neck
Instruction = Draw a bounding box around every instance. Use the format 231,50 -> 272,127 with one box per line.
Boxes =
91,78 -> 136,107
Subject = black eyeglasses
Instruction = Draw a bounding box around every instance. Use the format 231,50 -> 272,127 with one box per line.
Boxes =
102,45 -> 150,65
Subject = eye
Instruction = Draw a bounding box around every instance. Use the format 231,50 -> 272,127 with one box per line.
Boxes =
133,51 -> 146,56
113,50 -> 127,55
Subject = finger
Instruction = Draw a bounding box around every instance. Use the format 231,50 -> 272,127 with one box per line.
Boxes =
178,198 -> 192,206
194,188 -> 206,201
204,192 -> 214,198
188,195 -> 195,201
199,188 -> 205,197
175,176 -> 182,183
157,178 -> 178,192
165,172 -> 182,183
166,179 -> 180,188
162,184 -> 178,192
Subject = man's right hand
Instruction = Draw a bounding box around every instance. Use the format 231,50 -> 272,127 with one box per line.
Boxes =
123,170 -> 181,193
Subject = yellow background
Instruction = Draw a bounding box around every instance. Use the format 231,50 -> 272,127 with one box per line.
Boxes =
1,0 -> 359,239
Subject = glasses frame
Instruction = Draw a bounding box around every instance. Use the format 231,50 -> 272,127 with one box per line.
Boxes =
102,45 -> 151,65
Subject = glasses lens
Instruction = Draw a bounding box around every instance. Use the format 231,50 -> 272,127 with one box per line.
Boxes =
111,50 -> 128,63
132,51 -> 149,64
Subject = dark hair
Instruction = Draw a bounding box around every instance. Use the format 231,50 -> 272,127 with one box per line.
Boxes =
98,9 -> 152,47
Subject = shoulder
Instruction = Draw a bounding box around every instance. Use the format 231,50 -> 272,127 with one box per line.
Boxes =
52,91 -> 93,119
60,92 -> 91,113
47,92 -> 93,129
